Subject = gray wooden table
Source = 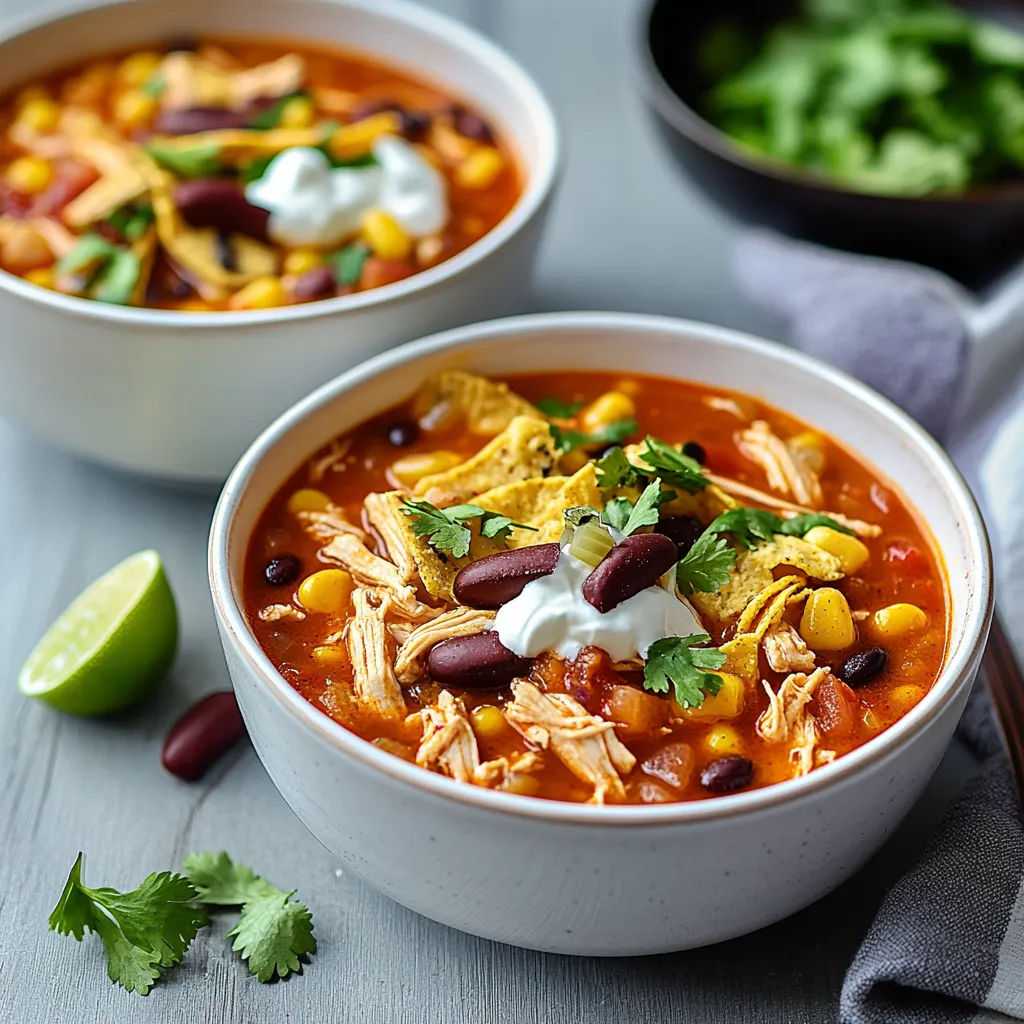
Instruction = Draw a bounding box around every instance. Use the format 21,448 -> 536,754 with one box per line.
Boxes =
0,1 -> 996,1021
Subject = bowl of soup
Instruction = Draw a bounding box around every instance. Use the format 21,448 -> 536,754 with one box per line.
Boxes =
209,311 -> 991,954
0,0 -> 558,483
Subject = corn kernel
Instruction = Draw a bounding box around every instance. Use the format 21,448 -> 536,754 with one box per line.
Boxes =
579,391 -> 636,434
117,51 -> 163,87
279,94 -> 316,129
283,248 -> 322,275
471,704 -> 506,740
4,156 -> 53,196
327,112 -> 401,161
705,724 -> 743,755
360,208 -> 411,261
14,98 -> 61,134
799,587 -> 856,651
390,450 -> 461,487
287,488 -> 333,514
227,275 -> 285,311
870,603 -> 928,640
502,773 -> 540,797
312,644 -> 348,669
114,89 -> 158,128
456,146 -> 505,189
679,672 -> 745,721
804,526 -> 869,575
889,684 -> 926,712
297,569 -> 353,614
14,85 -> 49,110
24,266 -> 55,288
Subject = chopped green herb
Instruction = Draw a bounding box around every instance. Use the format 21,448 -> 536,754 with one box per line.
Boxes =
329,241 -> 371,286
643,634 -> 727,708
549,418 -> 637,453
105,203 -> 154,242
91,249 -> 142,305
636,436 -> 710,494
400,499 -> 535,558
676,531 -> 738,595
536,396 -> 584,419
239,154 -> 275,185
777,513 -> 854,537
145,140 -> 222,178
704,507 -> 784,550
594,446 -> 639,490
140,74 -> 165,98
601,497 -> 632,531
247,91 -> 308,130
620,479 -> 668,536
57,234 -> 119,277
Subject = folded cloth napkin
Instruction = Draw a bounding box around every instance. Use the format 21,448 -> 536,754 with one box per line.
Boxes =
736,231 -> 1023,1023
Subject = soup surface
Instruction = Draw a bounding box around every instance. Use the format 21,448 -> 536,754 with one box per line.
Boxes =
0,38 -> 520,310
244,370 -> 947,805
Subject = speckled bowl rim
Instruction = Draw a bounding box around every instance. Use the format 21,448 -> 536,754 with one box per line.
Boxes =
0,0 -> 559,328
209,311 -> 993,827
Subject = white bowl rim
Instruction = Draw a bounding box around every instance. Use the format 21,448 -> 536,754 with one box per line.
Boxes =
209,311 -> 993,828
0,0 -> 559,329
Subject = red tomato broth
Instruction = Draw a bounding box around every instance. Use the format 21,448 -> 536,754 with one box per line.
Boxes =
244,371 -> 949,805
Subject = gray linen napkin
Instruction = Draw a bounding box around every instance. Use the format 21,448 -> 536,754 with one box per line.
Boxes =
735,231 -> 1022,1023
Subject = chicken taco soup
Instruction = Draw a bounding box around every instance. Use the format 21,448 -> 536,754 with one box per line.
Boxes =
0,38 -> 520,310
244,370 -> 947,805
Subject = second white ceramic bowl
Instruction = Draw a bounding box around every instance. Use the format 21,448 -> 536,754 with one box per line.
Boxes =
210,312 -> 991,955
0,0 -> 558,484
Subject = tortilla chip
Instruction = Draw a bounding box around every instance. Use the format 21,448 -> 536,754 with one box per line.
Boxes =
719,633 -> 759,684
475,464 -> 603,545
690,536 -> 842,623
413,416 -> 558,500
735,576 -> 806,638
619,442 -> 738,521
412,370 -> 541,437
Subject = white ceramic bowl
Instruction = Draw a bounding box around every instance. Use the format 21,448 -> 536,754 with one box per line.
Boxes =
209,312 -> 992,955
0,0 -> 558,485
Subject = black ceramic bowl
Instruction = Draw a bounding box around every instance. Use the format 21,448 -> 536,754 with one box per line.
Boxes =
639,0 -> 1024,286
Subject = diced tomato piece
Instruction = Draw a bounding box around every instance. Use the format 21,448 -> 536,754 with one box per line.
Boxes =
884,540 -> 928,576
813,676 -> 859,739
359,257 -> 413,291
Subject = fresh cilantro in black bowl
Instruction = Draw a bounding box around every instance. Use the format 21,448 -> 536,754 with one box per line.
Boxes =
638,0 -> 1024,285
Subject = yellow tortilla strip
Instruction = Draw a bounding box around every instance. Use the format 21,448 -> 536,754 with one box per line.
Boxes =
413,416 -> 558,500
412,370 -> 542,437
475,464 -> 603,546
690,536 -> 842,623
735,576 -> 806,638
620,442 -> 737,521
719,633 -> 759,684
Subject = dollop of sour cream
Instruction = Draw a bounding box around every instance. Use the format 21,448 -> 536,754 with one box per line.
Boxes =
492,543 -> 702,663
245,135 -> 448,248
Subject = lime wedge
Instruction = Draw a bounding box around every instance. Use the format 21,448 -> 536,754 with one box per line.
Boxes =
18,550 -> 178,716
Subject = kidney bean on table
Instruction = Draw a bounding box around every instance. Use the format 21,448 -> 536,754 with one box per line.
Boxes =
427,632 -> 532,689
839,647 -> 888,688
453,543 -> 561,609
162,691 -> 246,781
173,179 -> 271,241
582,533 -> 679,613
700,755 -> 754,793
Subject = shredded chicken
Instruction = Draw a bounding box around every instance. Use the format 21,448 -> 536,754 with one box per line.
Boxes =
297,505 -> 368,544
258,603 -> 305,623
417,690 -> 480,782
364,492 -> 418,585
757,667 -> 832,777
394,608 -> 496,684
308,438 -> 352,483
763,623 -> 816,674
504,680 -> 635,803
736,420 -> 823,507
160,51 -> 305,111
706,472 -> 882,537
346,588 -> 405,720
704,396 -> 750,420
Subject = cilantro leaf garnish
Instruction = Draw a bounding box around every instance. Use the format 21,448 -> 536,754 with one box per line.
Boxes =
329,241 -> 371,286
676,531 -> 738,595
49,853 -> 208,995
636,436 -> 710,494
620,479 -> 668,536
594,446 -> 638,489
536,396 -> 583,419
247,91 -> 308,130
401,499 -> 536,558
643,634 -> 727,708
705,507 -> 852,548
184,852 -> 315,983
777,513 -> 853,537
602,497 -> 632,531
549,419 -> 637,453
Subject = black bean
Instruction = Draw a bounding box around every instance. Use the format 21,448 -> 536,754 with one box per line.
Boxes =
400,111 -> 431,142
655,515 -> 705,558
265,554 -> 301,587
582,533 -> 679,613
450,105 -> 494,144
454,543 -> 561,609
215,228 -> 237,271
700,755 -> 753,793
839,647 -> 888,689
682,441 -> 706,464
388,420 -> 420,447
427,632 -> 532,689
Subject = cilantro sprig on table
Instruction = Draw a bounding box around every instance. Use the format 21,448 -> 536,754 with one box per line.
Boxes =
643,633 -> 727,708
49,851 -> 316,995
400,498 -> 537,558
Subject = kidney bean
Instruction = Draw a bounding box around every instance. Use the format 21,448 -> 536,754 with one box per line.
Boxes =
654,515 -> 704,558
427,632 -> 532,689
350,98 -> 400,122
388,420 -> 420,447
839,647 -> 888,689
156,106 -> 252,135
265,554 -> 301,587
292,265 -> 335,301
582,533 -> 679,613
682,441 -> 706,464
700,755 -> 753,793
450,105 -> 494,144
453,543 -> 561,609
162,691 -> 246,781
400,111 -> 431,141
173,179 -> 271,241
